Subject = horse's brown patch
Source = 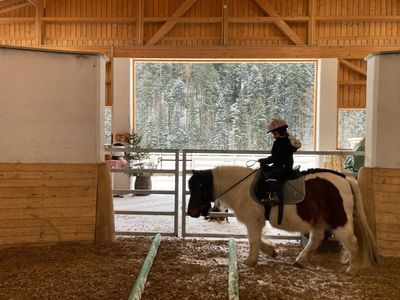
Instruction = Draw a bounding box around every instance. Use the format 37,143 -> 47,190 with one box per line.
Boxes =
296,177 -> 348,229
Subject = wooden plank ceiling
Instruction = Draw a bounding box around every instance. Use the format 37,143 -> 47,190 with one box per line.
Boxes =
1,0 -> 399,107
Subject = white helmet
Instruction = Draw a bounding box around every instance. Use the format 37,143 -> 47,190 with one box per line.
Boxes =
267,118 -> 288,133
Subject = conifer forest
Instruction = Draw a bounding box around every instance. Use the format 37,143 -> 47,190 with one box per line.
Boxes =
135,62 -> 316,151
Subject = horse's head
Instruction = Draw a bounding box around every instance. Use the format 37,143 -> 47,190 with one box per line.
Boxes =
187,169 -> 214,218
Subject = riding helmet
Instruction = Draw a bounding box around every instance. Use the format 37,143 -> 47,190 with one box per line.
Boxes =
267,118 -> 288,133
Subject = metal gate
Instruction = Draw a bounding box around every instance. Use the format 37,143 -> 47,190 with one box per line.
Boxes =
107,146 -> 358,239
107,147 -> 180,237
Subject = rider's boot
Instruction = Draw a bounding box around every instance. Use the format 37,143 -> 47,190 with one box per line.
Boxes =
264,179 -> 280,206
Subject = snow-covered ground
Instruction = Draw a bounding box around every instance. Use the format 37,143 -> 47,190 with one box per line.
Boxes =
111,152 -> 338,241
113,175 -> 301,241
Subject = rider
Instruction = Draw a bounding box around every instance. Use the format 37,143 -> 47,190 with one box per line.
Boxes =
258,118 -> 302,204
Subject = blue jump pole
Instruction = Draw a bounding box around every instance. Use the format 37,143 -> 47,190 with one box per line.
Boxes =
228,238 -> 239,300
128,233 -> 162,300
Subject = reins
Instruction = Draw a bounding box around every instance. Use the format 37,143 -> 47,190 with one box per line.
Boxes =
216,167 -> 260,199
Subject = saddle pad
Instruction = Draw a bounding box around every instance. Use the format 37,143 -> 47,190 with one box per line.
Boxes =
282,176 -> 305,204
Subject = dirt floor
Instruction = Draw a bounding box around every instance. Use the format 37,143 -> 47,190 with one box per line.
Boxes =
1,236 -> 399,300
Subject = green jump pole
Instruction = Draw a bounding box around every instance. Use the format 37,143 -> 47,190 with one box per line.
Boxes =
128,233 -> 162,300
228,238 -> 239,300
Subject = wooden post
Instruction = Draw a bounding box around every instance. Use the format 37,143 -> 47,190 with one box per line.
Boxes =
222,3 -> 228,46
136,0 -> 144,46
95,163 -> 116,243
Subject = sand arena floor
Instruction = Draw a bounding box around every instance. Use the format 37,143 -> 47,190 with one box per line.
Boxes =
1,236 -> 399,300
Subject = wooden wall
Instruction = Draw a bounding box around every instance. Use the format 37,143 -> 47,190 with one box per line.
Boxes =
358,167 -> 400,257
0,163 -> 98,246
338,59 -> 367,108
1,0 -> 400,107
0,0 -> 399,250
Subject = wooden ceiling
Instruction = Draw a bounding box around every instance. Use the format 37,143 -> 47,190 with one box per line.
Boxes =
1,0 -> 399,58
1,0 -> 399,107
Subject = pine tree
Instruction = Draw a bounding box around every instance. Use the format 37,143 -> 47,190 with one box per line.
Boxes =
135,61 -> 317,151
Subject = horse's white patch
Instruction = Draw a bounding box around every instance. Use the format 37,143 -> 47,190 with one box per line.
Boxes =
202,166 -> 377,273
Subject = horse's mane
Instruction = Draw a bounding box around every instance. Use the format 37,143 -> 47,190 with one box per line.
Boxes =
301,168 -> 346,178
215,165 -> 252,172
214,166 -> 256,179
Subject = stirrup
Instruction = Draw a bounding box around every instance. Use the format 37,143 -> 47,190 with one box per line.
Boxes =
263,193 -> 279,206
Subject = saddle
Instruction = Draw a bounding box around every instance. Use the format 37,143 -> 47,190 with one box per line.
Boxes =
253,166 -> 306,223
281,170 -> 306,204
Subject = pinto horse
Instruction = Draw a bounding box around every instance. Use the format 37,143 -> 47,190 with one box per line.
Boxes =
187,166 -> 378,274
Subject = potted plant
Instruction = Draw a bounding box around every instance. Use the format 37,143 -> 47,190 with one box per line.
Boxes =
124,132 -> 155,196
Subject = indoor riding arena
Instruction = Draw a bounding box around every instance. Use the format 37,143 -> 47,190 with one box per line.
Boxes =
1,1 -> 400,299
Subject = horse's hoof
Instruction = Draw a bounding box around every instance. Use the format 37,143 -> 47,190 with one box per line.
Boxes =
345,266 -> 359,275
260,244 -> 276,258
293,261 -> 305,269
270,249 -> 277,258
244,258 -> 257,267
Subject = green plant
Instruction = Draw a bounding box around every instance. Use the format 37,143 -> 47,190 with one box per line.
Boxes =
124,132 -> 154,178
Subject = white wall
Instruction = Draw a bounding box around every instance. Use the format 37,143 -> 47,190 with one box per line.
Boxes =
112,58 -> 133,135
0,46 -> 106,163
112,58 -> 133,189
365,52 -> 400,168
316,58 -> 338,151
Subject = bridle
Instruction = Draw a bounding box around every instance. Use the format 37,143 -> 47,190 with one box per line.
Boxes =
191,163 -> 260,215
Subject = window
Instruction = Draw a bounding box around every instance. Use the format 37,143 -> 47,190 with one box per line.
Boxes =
338,109 -> 366,149
104,106 -> 112,145
135,61 -> 316,150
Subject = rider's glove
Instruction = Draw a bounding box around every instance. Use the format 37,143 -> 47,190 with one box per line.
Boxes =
258,158 -> 270,168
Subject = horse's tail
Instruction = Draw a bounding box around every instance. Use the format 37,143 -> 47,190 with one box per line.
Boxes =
347,177 -> 379,267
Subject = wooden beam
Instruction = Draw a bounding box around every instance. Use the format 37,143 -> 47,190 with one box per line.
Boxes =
111,45 -> 399,59
34,3 -> 44,46
33,45 -> 399,60
146,0 -> 198,46
316,15 -> 400,22
144,16 -> 210,23
230,16 -> 309,23
0,1 -> 29,14
42,17 -> 137,23
143,16 -> 308,24
254,0 -> 305,45
0,0 -> 23,9
339,59 -> 367,76
338,81 -> 366,85
27,0 -> 45,8
308,0 -> 316,46
222,3 -> 228,46
0,17 -> 35,23
136,0 -> 144,46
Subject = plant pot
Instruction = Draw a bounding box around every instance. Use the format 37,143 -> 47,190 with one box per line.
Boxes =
134,176 -> 152,196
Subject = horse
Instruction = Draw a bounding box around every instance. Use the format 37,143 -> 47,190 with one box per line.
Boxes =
187,166 -> 378,274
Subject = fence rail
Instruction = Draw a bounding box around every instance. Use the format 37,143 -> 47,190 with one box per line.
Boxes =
105,146 -> 361,239
105,147 -> 180,237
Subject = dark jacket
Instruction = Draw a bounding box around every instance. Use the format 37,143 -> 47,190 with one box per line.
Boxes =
259,136 -> 295,179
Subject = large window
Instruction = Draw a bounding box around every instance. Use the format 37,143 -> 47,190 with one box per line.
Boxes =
338,109 -> 366,149
135,61 -> 316,151
104,106 -> 112,145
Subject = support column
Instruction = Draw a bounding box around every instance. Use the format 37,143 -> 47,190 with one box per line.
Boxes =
112,58 -> 133,190
316,59 -> 338,167
359,51 -> 400,257
365,52 -> 400,168
316,58 -> 338,151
